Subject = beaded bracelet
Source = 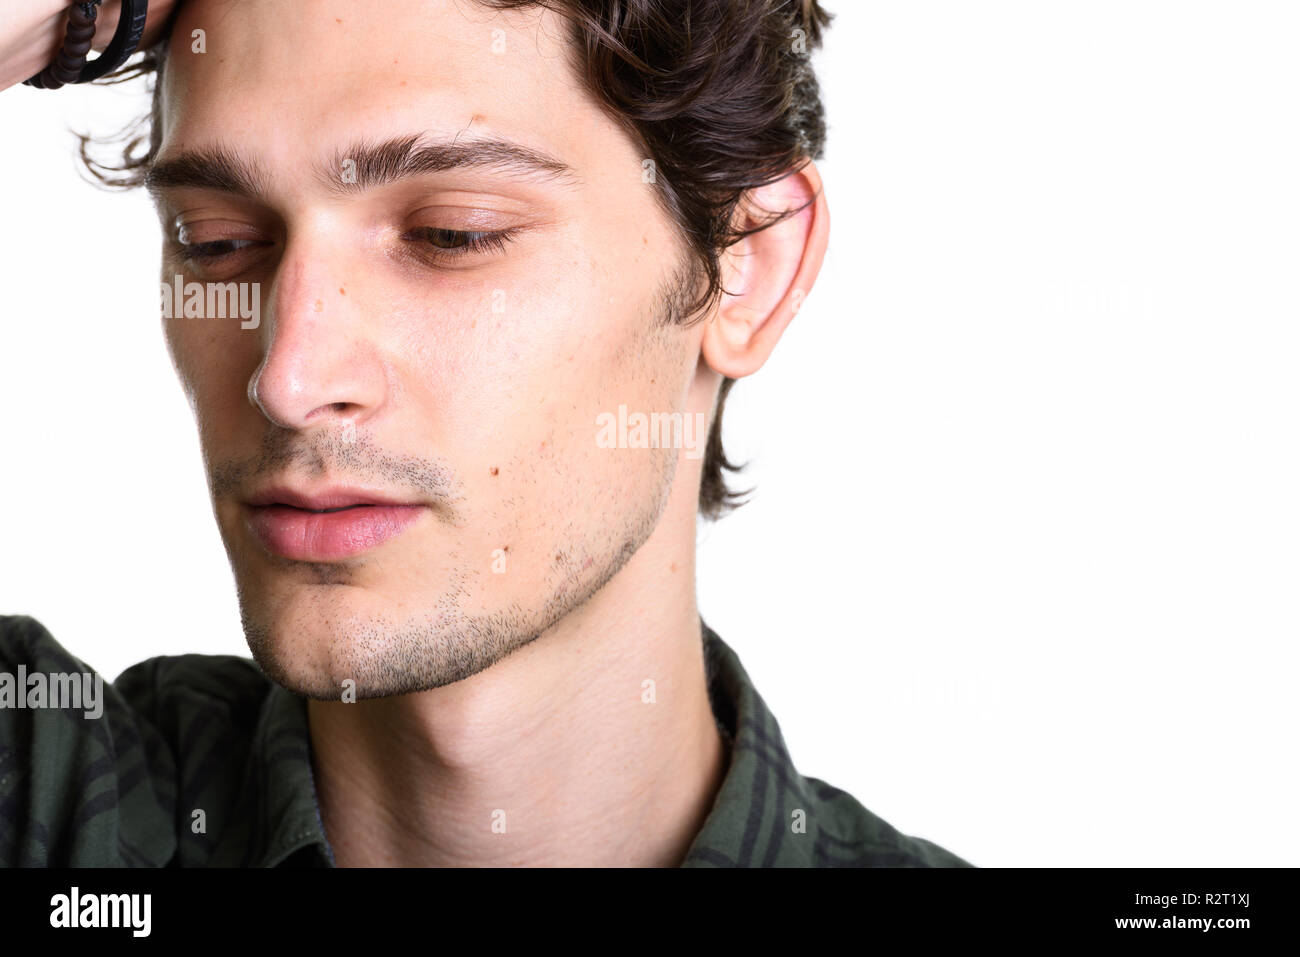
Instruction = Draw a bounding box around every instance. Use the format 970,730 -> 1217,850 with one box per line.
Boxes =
24,0 -> 149,89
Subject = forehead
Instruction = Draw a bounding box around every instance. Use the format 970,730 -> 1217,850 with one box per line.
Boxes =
158,0 -> 624,182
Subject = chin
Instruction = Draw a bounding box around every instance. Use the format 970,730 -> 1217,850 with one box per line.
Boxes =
235,578 -> 547,699
235,581 -> 388,698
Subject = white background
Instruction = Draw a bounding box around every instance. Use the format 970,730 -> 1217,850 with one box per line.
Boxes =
1,1 -> 1297,867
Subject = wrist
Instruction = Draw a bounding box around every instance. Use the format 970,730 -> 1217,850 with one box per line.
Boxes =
0,1 -> 68,91
0,1 -> 125,92
22,2 -> 152,92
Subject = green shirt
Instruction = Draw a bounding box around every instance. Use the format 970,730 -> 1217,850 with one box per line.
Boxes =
0,613 -> 972,867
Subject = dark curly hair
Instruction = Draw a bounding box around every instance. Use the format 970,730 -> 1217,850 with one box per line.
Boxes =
79,0 -> 834,520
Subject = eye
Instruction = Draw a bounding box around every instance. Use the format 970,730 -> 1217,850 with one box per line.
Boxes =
176,238 -> 262,263
403,226 -> 518,261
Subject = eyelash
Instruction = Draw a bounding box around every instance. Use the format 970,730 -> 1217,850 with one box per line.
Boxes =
402,227 -> 518,262
175,227 -> 518,265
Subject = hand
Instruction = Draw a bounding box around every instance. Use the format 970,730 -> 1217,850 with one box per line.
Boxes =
0,0 -> 179,93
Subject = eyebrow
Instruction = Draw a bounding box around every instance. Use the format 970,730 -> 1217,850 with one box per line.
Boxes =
144,132 -> 581,200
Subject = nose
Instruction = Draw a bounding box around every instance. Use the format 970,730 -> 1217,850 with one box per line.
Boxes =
248,247 -> 388,431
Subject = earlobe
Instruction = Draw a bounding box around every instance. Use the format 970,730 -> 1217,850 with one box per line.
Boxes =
701,161 -> 830,380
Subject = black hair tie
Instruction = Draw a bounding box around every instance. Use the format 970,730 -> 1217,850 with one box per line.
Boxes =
24,0 -> 150,89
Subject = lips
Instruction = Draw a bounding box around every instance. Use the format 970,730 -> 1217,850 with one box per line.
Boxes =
243,487 -> 426,561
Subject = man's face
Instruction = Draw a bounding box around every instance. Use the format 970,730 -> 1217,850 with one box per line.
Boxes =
150,0 -> 707,697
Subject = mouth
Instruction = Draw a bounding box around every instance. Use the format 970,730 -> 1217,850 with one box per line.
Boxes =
242,487 -> 426,562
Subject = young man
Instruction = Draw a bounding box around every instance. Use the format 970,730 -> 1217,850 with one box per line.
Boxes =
0,0 -> 971,867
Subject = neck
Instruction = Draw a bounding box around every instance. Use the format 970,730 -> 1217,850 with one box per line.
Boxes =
306,482 -> 727,867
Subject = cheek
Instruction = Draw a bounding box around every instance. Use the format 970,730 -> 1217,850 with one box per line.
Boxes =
162,316 -> 260,443
385,270 -> 682,547
386,264 -> 629,457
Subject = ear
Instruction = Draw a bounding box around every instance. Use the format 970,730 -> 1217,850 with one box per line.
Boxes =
702,160 -> 829,379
